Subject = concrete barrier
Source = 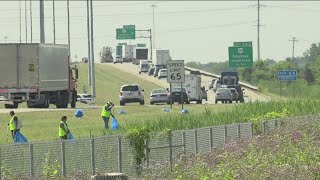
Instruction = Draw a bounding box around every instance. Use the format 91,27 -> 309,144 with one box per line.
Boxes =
185,66 -> 259,91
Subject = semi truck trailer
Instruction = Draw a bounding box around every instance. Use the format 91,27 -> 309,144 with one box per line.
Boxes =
0,43 -> 78,109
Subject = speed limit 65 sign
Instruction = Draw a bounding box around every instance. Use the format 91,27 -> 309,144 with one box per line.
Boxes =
167,60 -> 185,83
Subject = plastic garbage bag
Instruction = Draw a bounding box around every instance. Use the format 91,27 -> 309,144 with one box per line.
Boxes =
111,116 -> 119,130
118,110 -> 127,114
162,108 -> 170,112
14,131 -> 28,143
68,132 -> 74,140
74,109 -> 84,118
181,109 -> 189,114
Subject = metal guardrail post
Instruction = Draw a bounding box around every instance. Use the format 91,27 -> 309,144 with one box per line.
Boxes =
0,147 -> 2,180
182,131 -> 186,155
194,130 -> 198,154
263,121 -> 266,134
91,139 -> 96,175
209,127 -> 213,152
118,136 -> 122,173
275,119 -> 278,128
29,144 -> 34,177
224,125 -> 227,143
61,141 -> 66,177
169,130 -> 173,171
238,123 -> 241,139
144,139 -> 149,168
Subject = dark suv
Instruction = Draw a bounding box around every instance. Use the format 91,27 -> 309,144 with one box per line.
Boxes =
169,88 -> 190,104
227,85 -> 244,103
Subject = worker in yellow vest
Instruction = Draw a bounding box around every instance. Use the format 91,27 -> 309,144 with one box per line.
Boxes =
101,101 -> 114,129
8,111 -> 19,139
59,116 -> 70,140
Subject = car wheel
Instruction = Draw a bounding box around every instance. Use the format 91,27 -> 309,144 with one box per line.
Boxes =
229,100 -> 232,103
140,100 -> 145,105
186,100 -> 190,104
120,101 -> 125,106
150,102 -> 154,105
215,100 -> 218,104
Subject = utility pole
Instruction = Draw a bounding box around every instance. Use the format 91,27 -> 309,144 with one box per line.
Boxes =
257,0 -> 261,60
53,0 -> 56,44
289,37 -> 298,69
30,0 -> 32,43
87,0 -> 92,85
40,0 -> 45,43
67,0 -> 71,56
151,4 -> 157,49
90,0 -> 96,99
19,0 -> 21,43
289,37 -> 298,99
25,0 -> 28,43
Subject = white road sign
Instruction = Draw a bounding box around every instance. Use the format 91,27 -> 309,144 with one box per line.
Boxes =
167,60 -> 185,83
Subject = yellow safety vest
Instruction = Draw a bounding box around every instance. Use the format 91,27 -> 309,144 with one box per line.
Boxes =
9,115 -> 16,131
59,121 -> 69,137
101,102 -> 111,117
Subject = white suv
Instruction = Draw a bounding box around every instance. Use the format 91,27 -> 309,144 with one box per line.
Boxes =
119,84 -> 144,106
158,69 -> 167,79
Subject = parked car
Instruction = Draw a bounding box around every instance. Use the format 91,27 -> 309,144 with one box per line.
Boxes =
150,88 -> 169,104
169,87 -> 190,104
148,67 -> 155,76
119,84 -> 144,106
77,94 -> 95,104
227,85 -> 245,103
201,86 -> 208,101
229,88 -> 239,103
215,88 -> 232,104
114,56 -> 123,64
158,69 -> 167,79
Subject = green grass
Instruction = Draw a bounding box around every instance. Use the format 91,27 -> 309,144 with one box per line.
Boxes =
1,99 -> 320,144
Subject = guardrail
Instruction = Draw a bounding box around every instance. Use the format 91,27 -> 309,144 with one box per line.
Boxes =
185,66 -> 259,91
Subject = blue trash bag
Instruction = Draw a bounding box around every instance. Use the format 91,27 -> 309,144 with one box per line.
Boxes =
162,108 -> 170,112
14,131 -> 28,143
118,110 -> 127,114
68,132 -> 74,140
181,109 -> 189,114
111,116 -> 119,130
75,109 -> 84,118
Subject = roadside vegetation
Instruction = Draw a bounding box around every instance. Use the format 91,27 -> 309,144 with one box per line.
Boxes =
136,115 -> 320,179
1,99 -> 320,144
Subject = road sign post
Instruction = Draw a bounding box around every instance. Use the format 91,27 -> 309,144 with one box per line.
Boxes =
167,60 -> 185,109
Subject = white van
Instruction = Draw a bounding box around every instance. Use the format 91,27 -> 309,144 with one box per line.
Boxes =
139,60 -> 150,74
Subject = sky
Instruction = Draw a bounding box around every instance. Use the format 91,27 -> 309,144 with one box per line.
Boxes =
0,1 -> 319,63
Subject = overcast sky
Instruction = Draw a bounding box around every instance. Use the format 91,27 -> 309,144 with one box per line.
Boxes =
0,1 -> 319,63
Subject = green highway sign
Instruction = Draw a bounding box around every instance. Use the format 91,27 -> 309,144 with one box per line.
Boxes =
123,24 -> 135,29
137,43 -> 146,47
228,46 -> 253,67
118,43 -> 127,46
116,28 -> 135,40
233,41 -> 252,47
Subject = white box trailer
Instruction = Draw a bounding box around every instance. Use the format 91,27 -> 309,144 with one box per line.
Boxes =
172,74 -> 202,104
124,45 -> 136,62
0,43 -> 78,109
152,49 -> 170,66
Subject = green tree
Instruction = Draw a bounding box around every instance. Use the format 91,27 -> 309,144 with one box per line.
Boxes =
99,46 -> 113,63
